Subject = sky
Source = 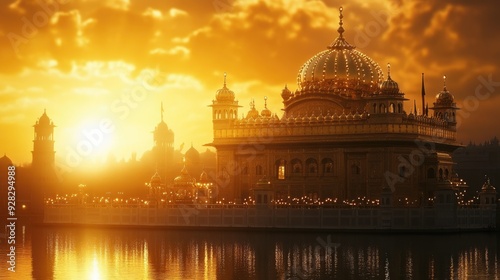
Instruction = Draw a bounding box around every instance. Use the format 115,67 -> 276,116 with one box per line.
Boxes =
1,0 -> 499,167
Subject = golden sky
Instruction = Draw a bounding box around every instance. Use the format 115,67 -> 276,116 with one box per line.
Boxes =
1,0 -> 499,166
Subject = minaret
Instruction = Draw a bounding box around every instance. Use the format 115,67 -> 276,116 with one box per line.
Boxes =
32,109 -> 55,168
31,110 -> 58,219
209,73 -> 241,130
153,103 -> 174,183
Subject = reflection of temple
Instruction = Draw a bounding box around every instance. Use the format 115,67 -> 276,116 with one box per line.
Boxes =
208,8 -> 461,203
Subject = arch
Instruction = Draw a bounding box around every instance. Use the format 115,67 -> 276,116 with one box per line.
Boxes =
275,159 -> 286,180
290,158 -> 302,175
379,104 -> 386,113
397,103 -> 402,113
321,158 -> 334,174
241,164 -> 248,175
427,167 -> 435,179
389,103 -> 395,113
438,168 -> 443,180
444,168 -> 449,179
306,158 -> 318,175
373,103 -> 377,114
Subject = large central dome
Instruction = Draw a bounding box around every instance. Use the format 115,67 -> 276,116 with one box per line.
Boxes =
297,7 -> 383,95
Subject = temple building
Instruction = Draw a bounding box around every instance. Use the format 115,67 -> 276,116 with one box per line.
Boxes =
208,7 -> 461,203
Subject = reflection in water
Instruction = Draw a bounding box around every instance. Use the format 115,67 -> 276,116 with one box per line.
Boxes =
0,226 -> 498,279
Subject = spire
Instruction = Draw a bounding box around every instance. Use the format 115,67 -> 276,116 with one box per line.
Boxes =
421,73 -> 426,116
387,63 -> 391,79
327,6 -> 355,50
264,96 -> 268,109
337,6 -> 344,38
160,102 -> 164,122
414,100 -> 417,115
443,75 -> 447,91
223,72 -> 227,87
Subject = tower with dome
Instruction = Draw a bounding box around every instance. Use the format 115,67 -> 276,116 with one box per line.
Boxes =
152,103 -> 175,184
208,7 -> 461,204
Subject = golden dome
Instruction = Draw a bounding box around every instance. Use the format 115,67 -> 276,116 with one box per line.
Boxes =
260,96 -> 272,118
215,73 -> 235,102
435,76 -> 455,106
379,63 -> 399,95
174,165 -> 196,185
296,7 -> 383,95
246,100 -> 260,119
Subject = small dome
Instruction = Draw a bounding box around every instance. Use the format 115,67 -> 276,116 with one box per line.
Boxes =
150,171 -> 162,185
199,170 -> 210,182
0,154 -> 13,167
185,144 -> 200,162
174,165 -> 196,185
38,109 -> 51,125
260,97 -> 272,118
481,177 -> 496,193
281,85 -> 292,101
379,63 -> 399,95
215,73 -> 235,102
246,100 -> 260,119
154,121 -> 174,141
435,76 -> 455,106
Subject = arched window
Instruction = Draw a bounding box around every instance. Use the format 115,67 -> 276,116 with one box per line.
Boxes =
241,164 -> 248,175
373,103 -> 377,114
397,103 -> 402,113
291,159 -> 302,175
389,103 -> 395,113
276,159 -> 286,180
321,158 -> 334,175
306,158 -> 318,175
444,169 -> 449,179
379,104 -> 386,113
438,168 -> 443,180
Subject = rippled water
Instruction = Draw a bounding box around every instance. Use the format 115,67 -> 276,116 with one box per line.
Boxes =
0,225 -> 498,279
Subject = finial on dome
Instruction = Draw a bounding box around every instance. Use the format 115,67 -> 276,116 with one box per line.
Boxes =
337,6 -> 344,37
223,72 -> 227,87
443,75 -> 447,90
160,102 -> 164,121
387,63 -> 391,79
264,96 -> 268,109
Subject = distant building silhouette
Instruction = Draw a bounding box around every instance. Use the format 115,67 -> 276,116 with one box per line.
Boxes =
152,103 -> 174,184
30,110 -> 59,217
453,137 -> 500,195
207,8 -> 462,203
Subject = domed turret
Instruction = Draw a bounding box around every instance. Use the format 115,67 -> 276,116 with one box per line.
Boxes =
380,63 -> 399,95
38,109 -> 51,126
296,7 -> 383,95
215,73 -> 235,102
435,76 -> 455,106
